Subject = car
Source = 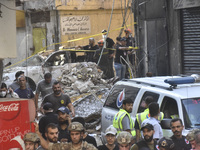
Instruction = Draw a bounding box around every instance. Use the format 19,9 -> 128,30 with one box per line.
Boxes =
2,50 -> 72,90
101,75 -> 200,142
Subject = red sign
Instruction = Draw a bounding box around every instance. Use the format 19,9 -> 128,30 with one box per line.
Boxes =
0,99 -> 36,149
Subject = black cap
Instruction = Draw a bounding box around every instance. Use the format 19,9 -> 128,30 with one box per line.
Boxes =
141,123 -> 154,131
57,106 -> 70,114
158,137 -> 174,149
43,102 -> 53,110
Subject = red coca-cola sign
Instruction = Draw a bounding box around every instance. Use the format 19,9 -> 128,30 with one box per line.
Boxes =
0,102 -> 20,120
0,99 -> 36,150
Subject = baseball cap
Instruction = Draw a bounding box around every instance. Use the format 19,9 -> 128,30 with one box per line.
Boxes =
105,125 -> 117,135
117,131 -> 132,144
43,102 -> 53,110
141,123 -> 154,131
158,137 -> 174,149
57,106 -> 70,114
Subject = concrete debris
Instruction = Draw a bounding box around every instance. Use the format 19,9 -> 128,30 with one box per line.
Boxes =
59,62 -> 112,97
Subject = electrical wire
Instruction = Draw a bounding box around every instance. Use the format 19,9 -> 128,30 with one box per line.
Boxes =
97,0 -> 115,65
0,2 -> 24,12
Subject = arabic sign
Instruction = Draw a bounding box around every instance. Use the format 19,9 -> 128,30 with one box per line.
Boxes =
173,0 -> 200,9
61,15 -> 91,35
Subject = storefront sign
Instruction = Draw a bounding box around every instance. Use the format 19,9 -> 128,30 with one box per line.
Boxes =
173,0 -> 200,9
61,15 -> 91,35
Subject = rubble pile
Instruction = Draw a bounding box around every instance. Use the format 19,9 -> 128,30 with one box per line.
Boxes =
59,62 -> 112,97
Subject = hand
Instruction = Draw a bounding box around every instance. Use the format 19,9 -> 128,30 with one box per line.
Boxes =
34,122 -> 40,134
71,111 -> 75,117
8,88 -> 13,94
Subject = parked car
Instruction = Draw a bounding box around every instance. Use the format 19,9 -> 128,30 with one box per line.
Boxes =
101,75 -> 200,143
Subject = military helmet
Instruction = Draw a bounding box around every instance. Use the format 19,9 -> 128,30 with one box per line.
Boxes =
23,132 -> 40,143
158,137 -> 174,149
68,122 -> 84,132
186,128 -> 200,142
117,131 -> 132,144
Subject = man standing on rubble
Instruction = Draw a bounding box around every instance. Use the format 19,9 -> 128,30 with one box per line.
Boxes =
41,81 -> 75,117
94,39 -> 115,79
77,38 -> 99,62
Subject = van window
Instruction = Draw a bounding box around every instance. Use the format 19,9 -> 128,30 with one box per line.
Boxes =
137,92 -> 160,113
160,97 -> 178,119
182,97 -> 200,129
104,85 -> 140,110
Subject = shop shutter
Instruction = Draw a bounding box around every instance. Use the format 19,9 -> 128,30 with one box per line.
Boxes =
181,7 -> 200,75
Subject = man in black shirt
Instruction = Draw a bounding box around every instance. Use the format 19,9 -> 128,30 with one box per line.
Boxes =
42,81 -> 75,116
98,125 -> 119,150
39,102 -> 58,139
78,38 -> 99,62
170,118 -> 191,150
57,106 -> 71,142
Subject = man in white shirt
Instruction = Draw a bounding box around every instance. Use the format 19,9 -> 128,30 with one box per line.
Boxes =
141,102 -> 163,140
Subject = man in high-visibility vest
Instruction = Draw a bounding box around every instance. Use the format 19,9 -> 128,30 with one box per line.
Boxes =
113,98 -> 135,137
135,96 -> 164,142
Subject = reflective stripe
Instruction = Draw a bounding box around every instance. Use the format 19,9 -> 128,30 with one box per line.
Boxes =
138,113 -> 143,129
117,112 -> 126,131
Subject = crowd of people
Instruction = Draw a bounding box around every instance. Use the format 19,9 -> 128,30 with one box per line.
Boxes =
1,29 -> 199,150
76,29 -> 135,80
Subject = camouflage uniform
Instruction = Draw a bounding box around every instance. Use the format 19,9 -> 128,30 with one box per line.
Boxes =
49,141 -> 97,150
49,122 -> 97,150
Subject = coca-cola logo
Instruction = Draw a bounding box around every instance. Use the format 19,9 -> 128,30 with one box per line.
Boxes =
0,102 -> 21,120
0,103 -> 19,112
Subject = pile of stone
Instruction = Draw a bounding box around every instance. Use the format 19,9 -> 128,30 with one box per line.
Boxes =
58,62 -> 112,97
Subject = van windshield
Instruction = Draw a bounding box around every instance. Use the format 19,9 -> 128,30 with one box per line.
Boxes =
182,97 -> 200,129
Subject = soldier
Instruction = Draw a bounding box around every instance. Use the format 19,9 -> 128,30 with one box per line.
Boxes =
49,122 -> 97,150
186,128 -> 200,149
117,131 -> 132,150
23,132 -> 40,150
158,137 -> 174,150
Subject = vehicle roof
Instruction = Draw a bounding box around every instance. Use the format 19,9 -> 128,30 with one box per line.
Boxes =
115,76 -> 200,99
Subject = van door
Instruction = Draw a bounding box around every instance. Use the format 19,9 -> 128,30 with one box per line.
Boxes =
101,84 -> 140,134
160,96 -> 179,137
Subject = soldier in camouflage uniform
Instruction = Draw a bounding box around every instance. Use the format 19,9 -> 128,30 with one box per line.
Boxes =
186,128 -> 200,149
49,122 -> 97,150
23,132 -> 40,150
117,131 -> 132,150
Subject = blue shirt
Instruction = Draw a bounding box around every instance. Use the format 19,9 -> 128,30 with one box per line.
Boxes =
15,88 -> 34,99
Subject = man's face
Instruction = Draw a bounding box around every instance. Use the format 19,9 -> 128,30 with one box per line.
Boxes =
143,128 -> 154,142
190,140 -> 196,149
45,77 -> 52,84
45,128 -> 59,143
105,134 -> 116,145
118,143 -> 131,150
24,141 -> 37,150
89,39 -> 94,45
58,111 -> 69,123
19,76 -> 26,87
70,131 -> 83,144
170,121 -> 184,138
123,103 -> 133,113
53,83 -> 61,95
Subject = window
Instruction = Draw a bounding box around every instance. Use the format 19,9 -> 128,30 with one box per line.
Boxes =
160,97 -> 178,119
104,85 -> 140,110
182,97 -> 200,129
137,91 -> 160,113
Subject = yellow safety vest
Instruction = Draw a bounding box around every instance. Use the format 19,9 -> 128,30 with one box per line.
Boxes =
136,108 -> 164,129
113,109 -> 136,136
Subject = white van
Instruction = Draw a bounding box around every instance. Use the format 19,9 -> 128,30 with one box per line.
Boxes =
101,75 -> 200,142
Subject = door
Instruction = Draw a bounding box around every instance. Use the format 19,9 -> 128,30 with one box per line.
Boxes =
32,28 -> 46,54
